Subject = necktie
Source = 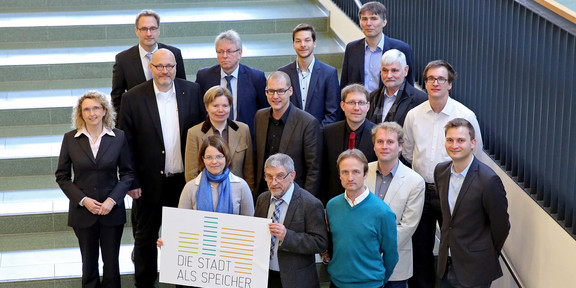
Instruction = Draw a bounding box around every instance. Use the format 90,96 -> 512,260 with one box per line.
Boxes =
225,75 -> 234,120
348,131 -> 356,149
270,198 -> 284,258
145,52 -> 153,80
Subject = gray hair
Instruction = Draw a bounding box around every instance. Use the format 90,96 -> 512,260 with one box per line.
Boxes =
381,49 -> 407,69
215,30 -> 243,50
264,153 -> 295,173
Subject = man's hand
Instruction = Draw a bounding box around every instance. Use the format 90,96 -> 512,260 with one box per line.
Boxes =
128,188 -> 142,199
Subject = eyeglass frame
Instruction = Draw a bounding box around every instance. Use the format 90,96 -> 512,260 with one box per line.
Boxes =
137,27 -> 159,33
216,48 -> 241,56
265,87 -> 292,96
424,77 -> 449,84
342,101 -> 369,107
151,64 -> 176,71
264,171 -> 293,182
82,106 -> 103,114
202,154 -> 225,161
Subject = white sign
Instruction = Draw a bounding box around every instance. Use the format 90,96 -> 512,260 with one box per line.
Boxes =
159,207 -> 271,288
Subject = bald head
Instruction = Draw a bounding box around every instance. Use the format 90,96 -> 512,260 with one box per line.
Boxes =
150,48 -> 177,91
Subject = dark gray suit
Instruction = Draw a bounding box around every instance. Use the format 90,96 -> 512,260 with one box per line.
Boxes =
435,158 -> 510,287
254,105 -> 322,196
254,184 -> 328,288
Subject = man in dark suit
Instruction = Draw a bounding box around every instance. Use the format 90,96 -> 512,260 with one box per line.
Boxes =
254,71 -> 322,197
340,1 -> 414,92
254,153 -> 328,288
322,84 -> 376,204
278,23 -> 341,127
119,49 -> 205,288
111,9 -> 186,116
195,30 -> 268,134
367,49 -> 427,127
435,118 -> 509,288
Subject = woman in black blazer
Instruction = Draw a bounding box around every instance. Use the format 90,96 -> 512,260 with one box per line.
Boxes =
56,91 -> 134,288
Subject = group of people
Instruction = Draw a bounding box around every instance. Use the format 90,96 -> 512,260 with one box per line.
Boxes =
55,2 -> 510,288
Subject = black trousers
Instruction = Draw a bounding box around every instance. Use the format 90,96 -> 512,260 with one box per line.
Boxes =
408,185 -> 443,288
74,222 -> 124,288
133,173 -> 185,288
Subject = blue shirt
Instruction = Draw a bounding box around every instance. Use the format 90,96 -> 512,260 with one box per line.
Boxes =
364,36 -> 385,92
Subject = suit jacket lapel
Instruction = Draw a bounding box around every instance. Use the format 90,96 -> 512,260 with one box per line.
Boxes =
77,135 -> 96,164
305,63 -> 321,112
452,158 -> 479,216
227,125 -> 241,157
283,185 -> 301,226
95,134 -> 113,163
385,167 -> 406,204
143,82 -> 164,141
279,108 -> 297,151
288,62 -> 303,108
130,46 -> 147,83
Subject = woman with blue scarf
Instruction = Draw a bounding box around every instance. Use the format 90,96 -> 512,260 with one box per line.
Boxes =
179,135 -> 254,215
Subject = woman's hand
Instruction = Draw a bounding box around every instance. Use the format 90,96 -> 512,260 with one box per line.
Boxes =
157,238 -> 164,247
98,198 -> 115,215
83,197 -> 102,214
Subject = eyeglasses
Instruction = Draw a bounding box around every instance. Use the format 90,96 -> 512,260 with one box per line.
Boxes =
216,49 -> 241,56
137,27 -> 159,33
151,64 -> 176,71
424,77 -> 448,84
343,101 -> 369,107
203,155 -> 225,161
264,172 -> 293,182
265,87 -> 291,96
82,106 -> 103,113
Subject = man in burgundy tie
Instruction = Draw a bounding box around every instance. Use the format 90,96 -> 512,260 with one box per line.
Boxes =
322,84 -> 377,204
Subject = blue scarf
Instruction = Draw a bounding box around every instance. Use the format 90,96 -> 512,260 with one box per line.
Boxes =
196,167 -> 233,214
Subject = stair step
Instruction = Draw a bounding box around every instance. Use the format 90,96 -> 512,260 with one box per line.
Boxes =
1,2 -> 328,42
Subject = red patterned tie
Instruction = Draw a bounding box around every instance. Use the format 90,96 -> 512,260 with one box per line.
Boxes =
348,131 -> 356,149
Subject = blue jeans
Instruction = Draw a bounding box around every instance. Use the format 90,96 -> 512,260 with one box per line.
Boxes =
384,280 -> 408,288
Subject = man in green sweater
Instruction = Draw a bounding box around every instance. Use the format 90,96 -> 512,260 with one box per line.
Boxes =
325,149 -> 398,288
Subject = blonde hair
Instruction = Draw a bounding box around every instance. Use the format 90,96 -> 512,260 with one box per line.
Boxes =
72,91 -> 116,130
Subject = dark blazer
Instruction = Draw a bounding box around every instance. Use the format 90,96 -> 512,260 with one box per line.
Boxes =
278,59 -> 342,126
434,158 -> 510,287
322,120 -> 377,203
119,78 -> 205,203
367,81 -> 427,127
254,105 -> 322,197
111,43 -> 186,115
254,184 -> 328,288
195,63 -> 268,134
340,34 -> 414,89
55,128 -> 134,228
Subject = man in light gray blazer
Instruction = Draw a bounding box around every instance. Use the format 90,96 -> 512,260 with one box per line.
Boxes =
254,71 -> 322,197
254,153 -> 328,288
365,122 -> 425,288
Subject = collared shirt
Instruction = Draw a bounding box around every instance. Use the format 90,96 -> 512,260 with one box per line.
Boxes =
211,125 -> 229,143
265,104 -> 292,160
375,160 -> 399,200
448,156 -> 473,215
139,44 -> 158,81
364,35 -> 385,93
344,185 -> 370,207
382,86 -> 400,121
344,119 -> 368,150
220,66 -> 240,120
153,82 -> 183,174
267,183 -> 295,271
75,126 -> 115,158
402,97 -> 484,182
296,57 -> 316,109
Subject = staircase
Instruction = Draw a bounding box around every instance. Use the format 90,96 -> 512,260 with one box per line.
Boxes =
0,0 -> 343,286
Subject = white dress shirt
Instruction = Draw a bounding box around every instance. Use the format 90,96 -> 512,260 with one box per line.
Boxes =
266,183 -> 295,271
139,44 -> 158,81
297,57 -> 315,109
402,97 -> 483,183
220,66 -> 240,120
153,82 -> 183,174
